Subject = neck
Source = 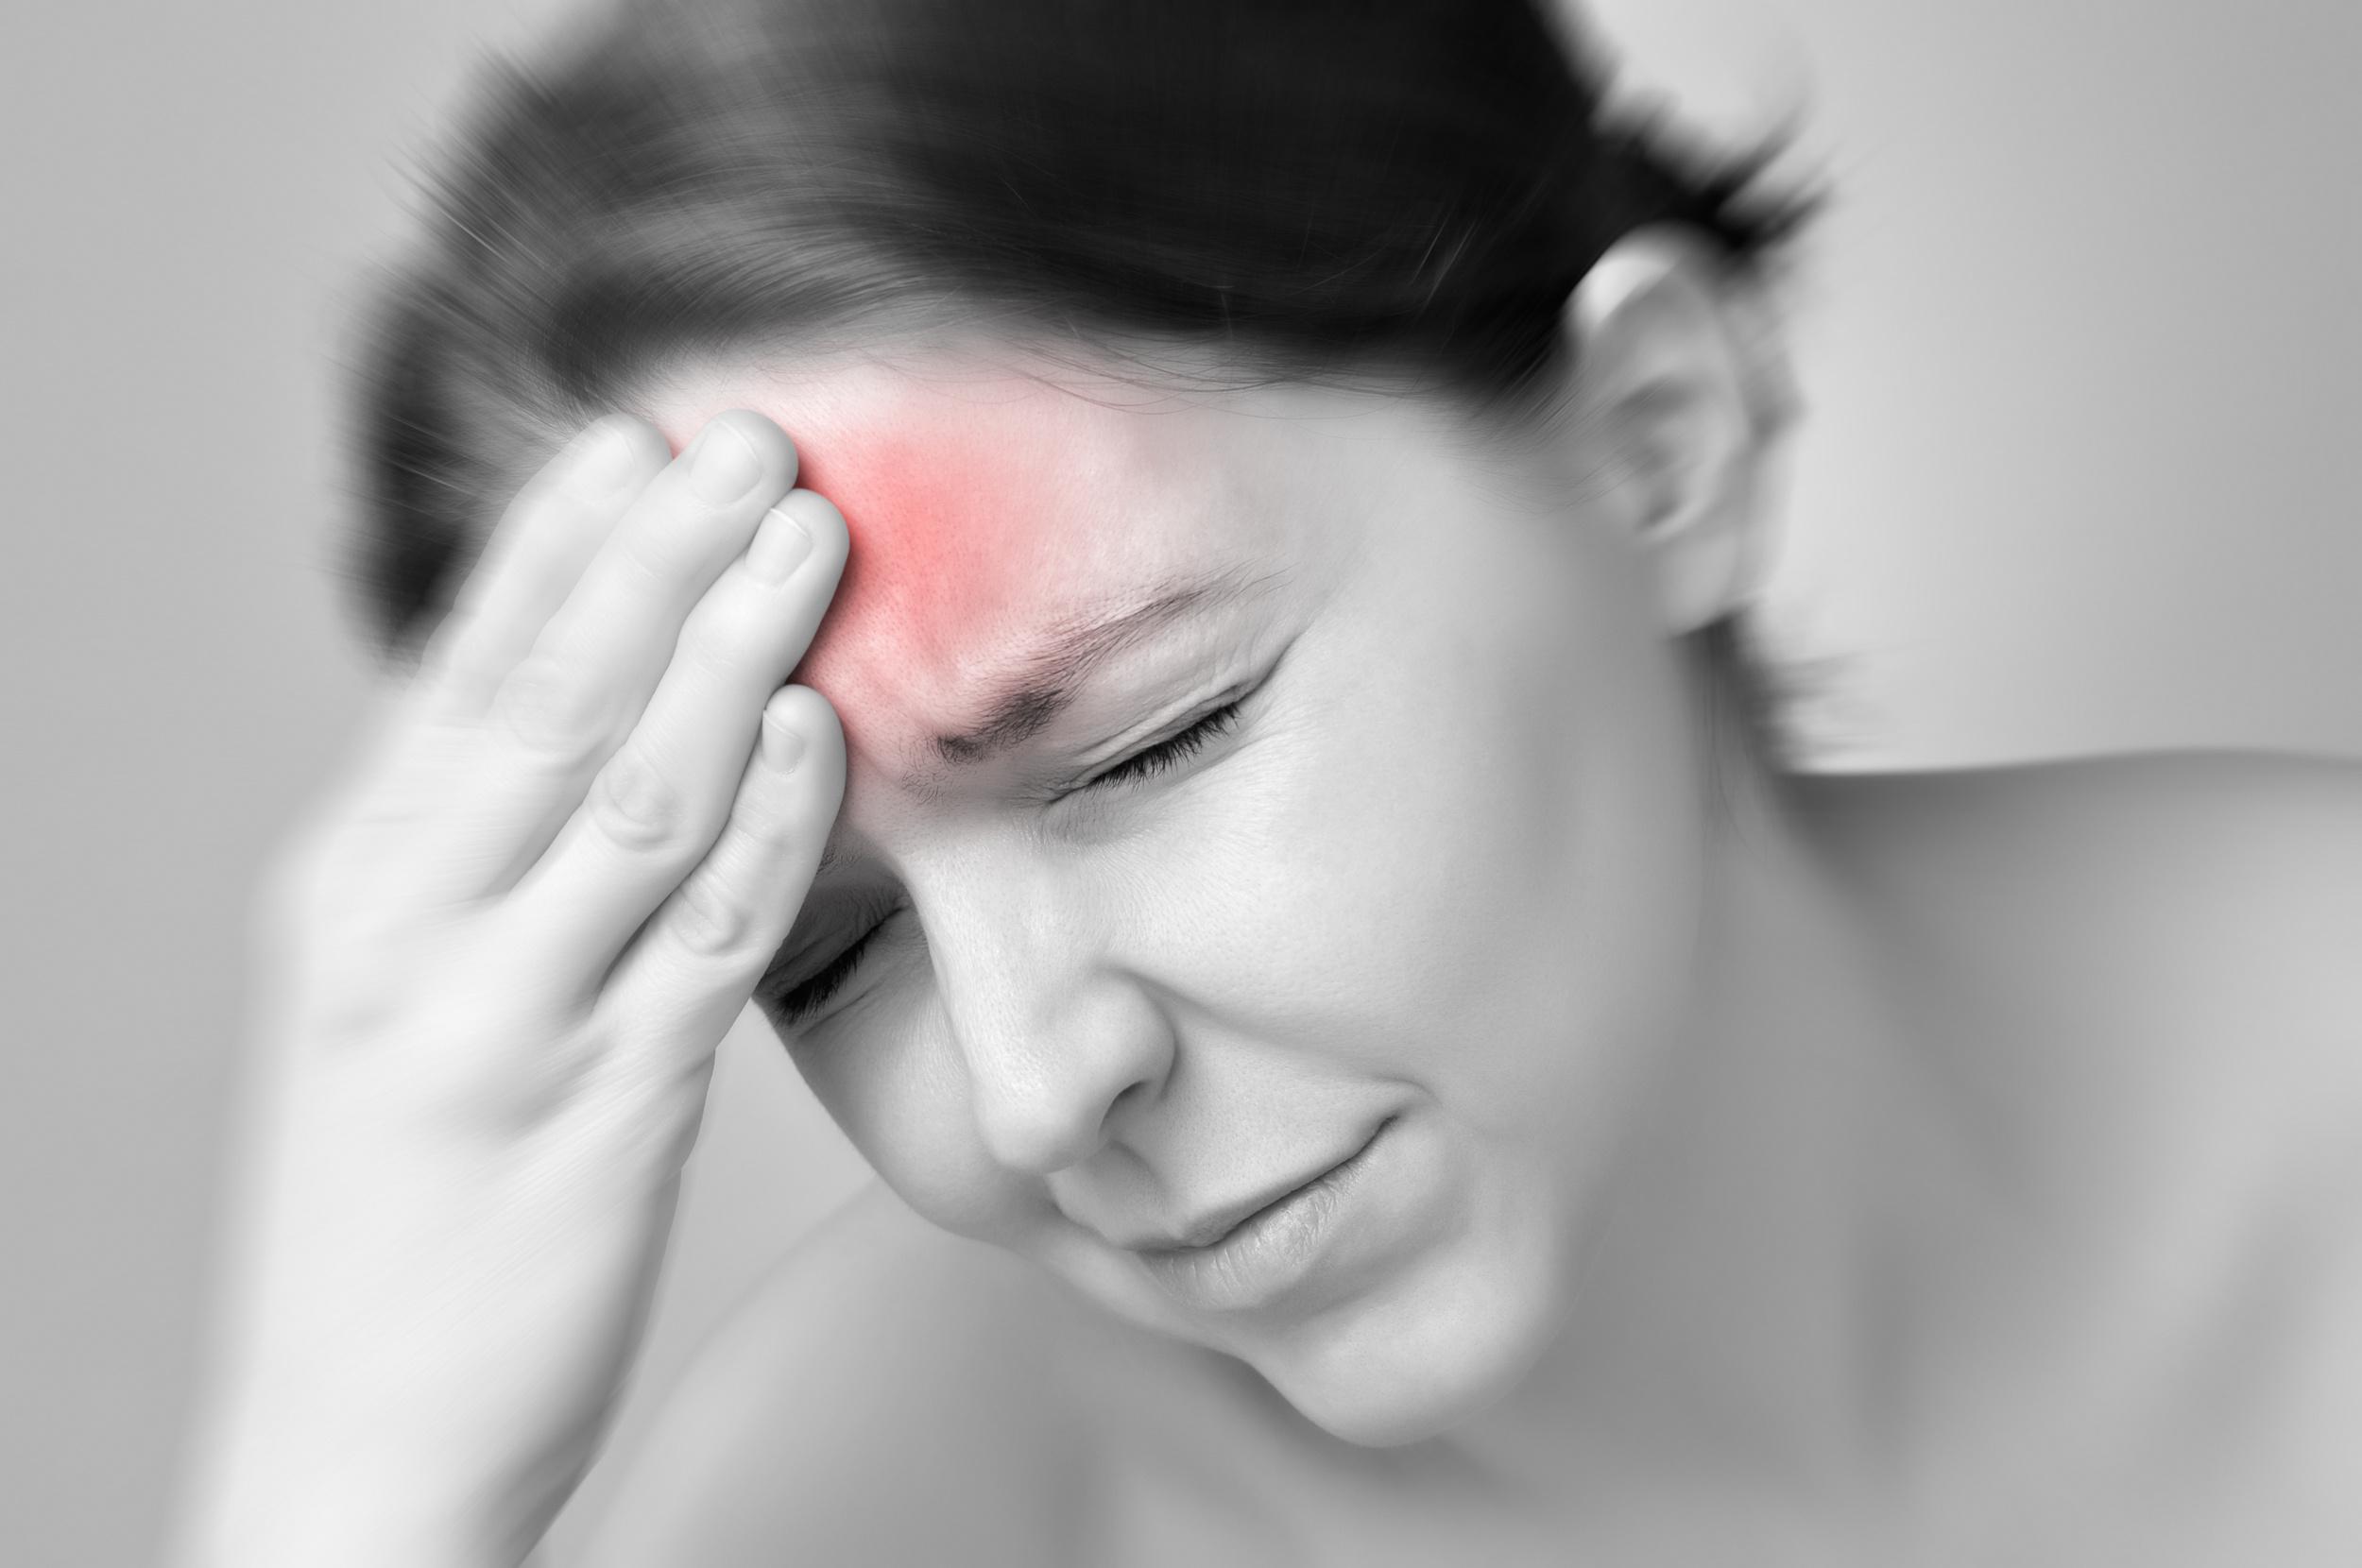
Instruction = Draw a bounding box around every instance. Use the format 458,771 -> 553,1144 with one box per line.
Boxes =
1434,749 -> 1926,1510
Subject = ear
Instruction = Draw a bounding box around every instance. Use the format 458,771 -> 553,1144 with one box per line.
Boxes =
1563,225 -> 1794,637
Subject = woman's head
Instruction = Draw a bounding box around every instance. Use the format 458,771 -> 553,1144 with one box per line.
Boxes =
356,0 -> 1808,756
351,0 -> 1825,1443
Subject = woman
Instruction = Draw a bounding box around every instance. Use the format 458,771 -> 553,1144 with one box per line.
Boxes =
173,0 -> 2362,1561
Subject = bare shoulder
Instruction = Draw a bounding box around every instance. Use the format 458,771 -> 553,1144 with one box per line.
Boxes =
1820,749 -> 2362,1526
575,1182 -> 1098,1568
1821,743 -> 2362,884
1820,743 -> 2362,1165
1840,744 -> 2359,990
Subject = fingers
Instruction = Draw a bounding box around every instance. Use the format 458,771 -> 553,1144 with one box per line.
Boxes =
504,486 -> 850,976
442,410 -> 804,900
334,418 -> 671,841
414,416 -> 676,720
591,685 -> 847,1071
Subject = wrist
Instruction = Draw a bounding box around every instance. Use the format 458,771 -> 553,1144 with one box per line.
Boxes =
170,1410 -> 522,1568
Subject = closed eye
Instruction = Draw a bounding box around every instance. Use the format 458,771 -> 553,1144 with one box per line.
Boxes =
764,693 -> 1252,1033
762,902 -> 906,1031
1078,697 -> 1245,792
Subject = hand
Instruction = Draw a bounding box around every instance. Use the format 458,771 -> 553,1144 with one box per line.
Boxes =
172,411 -> 849,1568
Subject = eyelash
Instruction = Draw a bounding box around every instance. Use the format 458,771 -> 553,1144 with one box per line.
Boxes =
1075,697 -> 1244,791
765,699 -> 1247,1031
764,915 -> 894,1029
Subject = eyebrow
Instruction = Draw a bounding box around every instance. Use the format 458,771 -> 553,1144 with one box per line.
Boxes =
808,563 -> 1289,878
939,564 -> 1278,749
832,561 -> 1287,828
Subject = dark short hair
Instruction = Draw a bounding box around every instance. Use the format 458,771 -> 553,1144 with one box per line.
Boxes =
347,0 -> 1831,775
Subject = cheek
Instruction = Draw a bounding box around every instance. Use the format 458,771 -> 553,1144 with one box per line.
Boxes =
1196,549 -> 1691,1117
1087,638 -> 1521,1080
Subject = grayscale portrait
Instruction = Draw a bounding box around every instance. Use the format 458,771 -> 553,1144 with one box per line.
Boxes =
7,0 -> 2353,1563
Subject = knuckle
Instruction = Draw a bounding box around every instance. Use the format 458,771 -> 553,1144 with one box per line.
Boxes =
610,513 -> 701,588
733,771 -> 803,848
496,656 -> 611,763
668,865 -> 753,961
588,741 -> 702,856
666,611 -> 745,686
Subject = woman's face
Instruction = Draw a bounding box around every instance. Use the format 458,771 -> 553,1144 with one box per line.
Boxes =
647,340 -> 1720,1445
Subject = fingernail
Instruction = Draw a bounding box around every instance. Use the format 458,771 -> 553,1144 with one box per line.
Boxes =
689,420 -> 762,503
762,709 -> 807,774
745,503 -> 813,585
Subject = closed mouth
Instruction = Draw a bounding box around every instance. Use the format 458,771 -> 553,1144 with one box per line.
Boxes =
1137,1120 -> 1390,1256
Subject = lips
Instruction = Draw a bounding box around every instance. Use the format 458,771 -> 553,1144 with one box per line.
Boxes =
1126,1117 -> 1402,1317
1125,1126 -> 1382,1255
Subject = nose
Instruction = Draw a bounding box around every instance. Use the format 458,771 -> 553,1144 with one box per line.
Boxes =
922,872 -> 1175,1177
965,982 -> 1172,1175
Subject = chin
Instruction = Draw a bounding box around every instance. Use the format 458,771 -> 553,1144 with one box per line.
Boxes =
1255,1243 -> 1578,1449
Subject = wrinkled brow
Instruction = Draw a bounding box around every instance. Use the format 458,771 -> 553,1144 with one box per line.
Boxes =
940,566 -> 1281,748
815,562 -> 1290,857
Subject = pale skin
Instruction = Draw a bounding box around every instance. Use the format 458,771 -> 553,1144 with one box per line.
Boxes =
171,233 -> 2362,1566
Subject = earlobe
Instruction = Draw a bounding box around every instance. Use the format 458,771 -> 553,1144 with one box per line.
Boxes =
1565,226 -> 1782,637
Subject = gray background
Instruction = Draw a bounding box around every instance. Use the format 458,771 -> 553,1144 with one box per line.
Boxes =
4,0 -> 2354,1560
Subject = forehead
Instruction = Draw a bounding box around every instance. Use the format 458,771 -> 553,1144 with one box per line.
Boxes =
639,349 -> 1351,784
